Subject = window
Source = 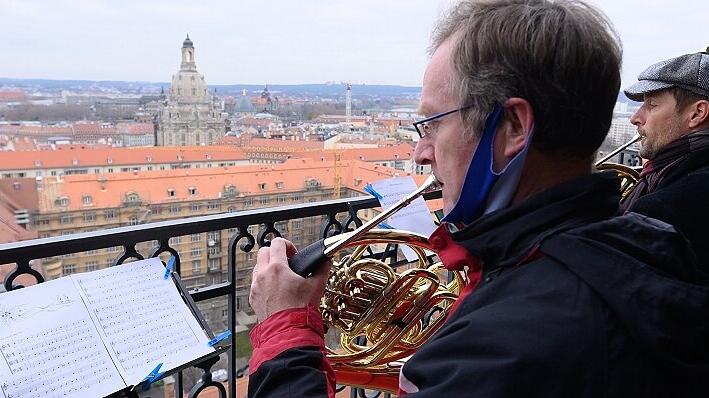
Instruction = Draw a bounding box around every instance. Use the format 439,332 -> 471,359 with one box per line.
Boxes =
292,219 -> 303,229
258,183 -> 267,190
167,188 -> 176,197
169,236 -> 182,245
104,210 -> 116,220
260,197 -> 270,205
224,185 -> 237,196
244,198 -> 253,207
82,195 -> 92,205
128,216 -> 139,226
191,203 -> 201,212
170,204 -> 181,213
209,247 -> 220,255
192,260 -> 201,273
276,181 -> 284,189
85,249 -> 98,255
60,215 -> 73,224
207,203 -> 220,211
276,221 -> 288,233
62,264 -> 77,276
277,195 -> 288,203
190,233 -> 201,242
85,261 -> 99,272
107,246 -> 121,252
57,197 -> 69,207
83,212 -> 96,222
188,187 -> 197,195
292,193 -> 303,202
208,259 -> 220,271
208,231 -> 220,241
191,247 -> 202,257
126,193 -> 140,203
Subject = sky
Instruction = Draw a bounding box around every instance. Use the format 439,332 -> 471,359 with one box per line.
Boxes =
0,0 -> 705,88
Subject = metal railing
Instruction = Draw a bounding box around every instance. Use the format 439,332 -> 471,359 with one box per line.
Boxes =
0,190 -> 441,398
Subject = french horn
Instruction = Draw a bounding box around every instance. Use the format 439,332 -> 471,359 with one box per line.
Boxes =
289,139 -> 641,393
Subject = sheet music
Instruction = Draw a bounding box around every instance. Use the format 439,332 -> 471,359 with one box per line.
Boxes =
0,278 -> 125,398
370,177 -> 438,261
72,258 -> 214,385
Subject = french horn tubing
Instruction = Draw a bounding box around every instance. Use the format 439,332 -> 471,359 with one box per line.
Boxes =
595,133 -> 641,198
298,139 -> 641,393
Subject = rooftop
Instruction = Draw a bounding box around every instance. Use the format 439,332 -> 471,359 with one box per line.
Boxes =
36,158 -> 403,211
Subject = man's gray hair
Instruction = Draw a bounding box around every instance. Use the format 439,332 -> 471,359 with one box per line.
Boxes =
431,0 -> 622,158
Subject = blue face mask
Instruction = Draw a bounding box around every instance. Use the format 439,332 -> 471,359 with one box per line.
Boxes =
441,104 -> 533,226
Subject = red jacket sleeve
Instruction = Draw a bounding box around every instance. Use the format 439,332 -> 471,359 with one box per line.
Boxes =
248,305 -> 335,398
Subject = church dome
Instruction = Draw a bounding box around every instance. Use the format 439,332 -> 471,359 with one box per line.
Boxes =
183,34 -> 193,47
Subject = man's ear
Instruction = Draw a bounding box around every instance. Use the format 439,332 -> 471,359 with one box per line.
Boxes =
688,100 -> 709,129
501,97 -> 534,158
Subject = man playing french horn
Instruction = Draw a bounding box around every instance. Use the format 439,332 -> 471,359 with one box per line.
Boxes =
248,0 -> 709,396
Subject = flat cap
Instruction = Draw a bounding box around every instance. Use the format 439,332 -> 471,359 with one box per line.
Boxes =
624,47 -> 709,102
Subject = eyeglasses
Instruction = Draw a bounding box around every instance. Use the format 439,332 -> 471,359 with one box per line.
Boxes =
413,106 -> 471,139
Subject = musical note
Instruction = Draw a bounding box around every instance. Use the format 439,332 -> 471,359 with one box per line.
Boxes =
72,258 -> 214,384
0,278 -> 125,398
0,258 -> 214,397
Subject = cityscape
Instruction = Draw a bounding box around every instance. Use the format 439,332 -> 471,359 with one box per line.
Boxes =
1,33 -> 645,396
0,30 -> 645,398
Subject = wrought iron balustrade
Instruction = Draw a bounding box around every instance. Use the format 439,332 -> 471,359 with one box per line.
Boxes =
0,190 -> 441,398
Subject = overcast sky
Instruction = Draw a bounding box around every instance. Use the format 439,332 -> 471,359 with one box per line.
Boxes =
0,0 -> 705,88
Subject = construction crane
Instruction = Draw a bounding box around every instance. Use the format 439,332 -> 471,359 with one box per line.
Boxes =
334,151 -> 342,199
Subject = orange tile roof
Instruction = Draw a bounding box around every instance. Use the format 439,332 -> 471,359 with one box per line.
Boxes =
294,143 -> 414,162
38,158 -> 403,211
0,145 -> 248,170
0,179 -> 37,244
9,138 -> 39,151
116,122 -> 154,135
233,117 -> 277,128
18,125 -> 73,136
0,178 -> 39,211
245,138 -> 324,151
72,122 -> 117,135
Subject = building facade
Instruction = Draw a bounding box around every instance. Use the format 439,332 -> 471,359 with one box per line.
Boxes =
157,36 -> 226,147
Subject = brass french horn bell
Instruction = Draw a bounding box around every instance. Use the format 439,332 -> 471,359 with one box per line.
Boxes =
286,175 -> 468,393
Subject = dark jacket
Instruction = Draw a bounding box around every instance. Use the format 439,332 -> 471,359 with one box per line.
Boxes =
248,172 -> 709,397
625,146 -> 709,273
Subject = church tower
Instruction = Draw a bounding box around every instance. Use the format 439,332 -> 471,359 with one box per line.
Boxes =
157,35 -> 226,146
181,35 -> 197,71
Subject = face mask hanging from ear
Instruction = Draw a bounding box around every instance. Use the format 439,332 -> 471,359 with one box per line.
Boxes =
441,104 -> 534,226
